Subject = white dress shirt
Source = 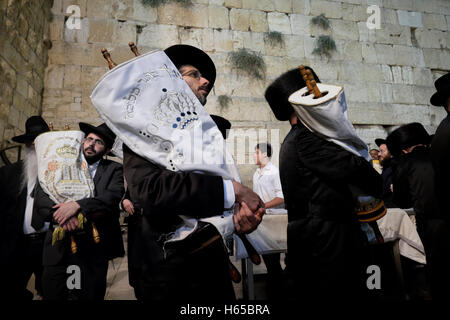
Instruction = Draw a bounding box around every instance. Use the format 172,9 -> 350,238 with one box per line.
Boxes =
253,162 -> 287,214
88,160 -> 101,179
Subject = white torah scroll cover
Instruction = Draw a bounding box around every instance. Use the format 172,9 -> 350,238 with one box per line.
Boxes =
288,84 -> 371,161
90,49 -> 241,248
34,130 -> 95,204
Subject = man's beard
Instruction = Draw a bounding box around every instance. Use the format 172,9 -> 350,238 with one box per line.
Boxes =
379,157 -> 391,167
196,93 -> 207,105
21,146 -> 38,191
84,147 -> 106,164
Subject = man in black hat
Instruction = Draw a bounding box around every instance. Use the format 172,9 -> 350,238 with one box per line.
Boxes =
122,44 -> 264,300
430,73 -> 450,228
0,116 -> 49,300
33,122 -> 124,300
374,138 -> 395,208
386,122 -> 449,299
264,67 -> 382,300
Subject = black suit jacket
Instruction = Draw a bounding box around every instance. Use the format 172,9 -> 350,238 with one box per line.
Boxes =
32,159 -> 125,266
431,114 -> 450,220
0,161 -> 27,266
122,144 -> 225,268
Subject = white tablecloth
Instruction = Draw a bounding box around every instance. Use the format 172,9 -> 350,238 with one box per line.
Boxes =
235,208 -> 426,265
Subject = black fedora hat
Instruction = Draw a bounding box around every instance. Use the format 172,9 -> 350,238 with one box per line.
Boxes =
79,122 -> 116,149
211,115 -> 231,140
430,72 -> 450,107
375,138 -> 387,147
264,67 -> 320,121
386,122 -> 430,157
164,44 -> 216,90
12,115 -> 50,143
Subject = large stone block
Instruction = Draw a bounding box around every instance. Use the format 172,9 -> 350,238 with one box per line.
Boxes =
383,0 -> 414,11
382,8 -> 399,25
311,0 -> 342,19
423,48 -> 440,68
375,44 -> 396,64
397,10 -> 423,28
414,29 -> 447,49
275,0 -> 293,13
233,31 -> 264,53
391,103 -> 430,125
392,84 -> 415,104
63,65 -> 81,88
290,14 -> 310,35
308,60 -> 338,80
422,13 -> 447,31
179,27 -> 215,52
331,19 -> 359,41
138,24 -> 179,50
184,5 -> 210,28
402,66 -> 414,85
224,0 -> 242,9
292,0 -> 311,15
391,65 -> 402,83
129,0 -> 157,23
375,24 -> 411,46
342,3 -> 367,22
393,45 -> 425,67
440,49 -> 450,69
208,6 -> 230,29
284,34 -> 305,58
249,10 -> 268,32
361,42 -> 377,63
412,67 -> 433,86
380,83 -> 393,103
112,21 -> 137,44
213,29 -> 234,51
88,19 -> 115,43
242,0 -> 275,11
354,125 -> 389,148
341,40 -> 362,62
230,8 -> 250,31
267,12 -> 292,34
346,102 -> 394,125
0,57 -> 17,90
412,85 -> 435,105
343,83 -> 369,102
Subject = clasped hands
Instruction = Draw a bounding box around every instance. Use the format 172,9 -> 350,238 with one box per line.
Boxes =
232,181 -> 265,234
52,201 -> 81,232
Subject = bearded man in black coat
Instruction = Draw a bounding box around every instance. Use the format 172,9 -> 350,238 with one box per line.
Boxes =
0,116 -> 50,300
387,122 -> 450,300
265,68 -> 383,300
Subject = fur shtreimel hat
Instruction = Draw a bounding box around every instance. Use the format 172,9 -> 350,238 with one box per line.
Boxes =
164,44 -> 216,91
386,122 -> 430,157
264,67 -> 320,121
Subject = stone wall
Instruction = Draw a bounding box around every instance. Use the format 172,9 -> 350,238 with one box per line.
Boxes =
0,0 -> 53,153
42,0 -> 449,184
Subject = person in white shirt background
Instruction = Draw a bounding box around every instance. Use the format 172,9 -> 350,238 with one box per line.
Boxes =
252,142 -> 287,299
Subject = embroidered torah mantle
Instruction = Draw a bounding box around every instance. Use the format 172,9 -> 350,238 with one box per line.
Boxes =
90,50 -> 239,245
34,130 -> 95,204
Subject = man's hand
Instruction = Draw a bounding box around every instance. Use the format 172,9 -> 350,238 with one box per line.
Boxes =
53,201 -> 81,225
232,181 -> 265,213
122,199 -> 135,215
61,216 -> 79,232
233,202 -> 265,234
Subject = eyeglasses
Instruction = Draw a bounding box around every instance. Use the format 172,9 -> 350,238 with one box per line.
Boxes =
85,136 -> 105,147
181,69 -> 203,80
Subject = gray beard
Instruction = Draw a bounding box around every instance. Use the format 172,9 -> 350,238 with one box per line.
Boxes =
197,94 -> 207,106
21,146 -> 38,191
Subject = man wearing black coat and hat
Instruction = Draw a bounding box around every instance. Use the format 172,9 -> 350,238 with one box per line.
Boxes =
0,116 -> 50,300
32,122 -> 124,300
122,44 -> 264,301
264,68 -> 383,300
430,73 -> 450,224
386,122 -> 450,300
